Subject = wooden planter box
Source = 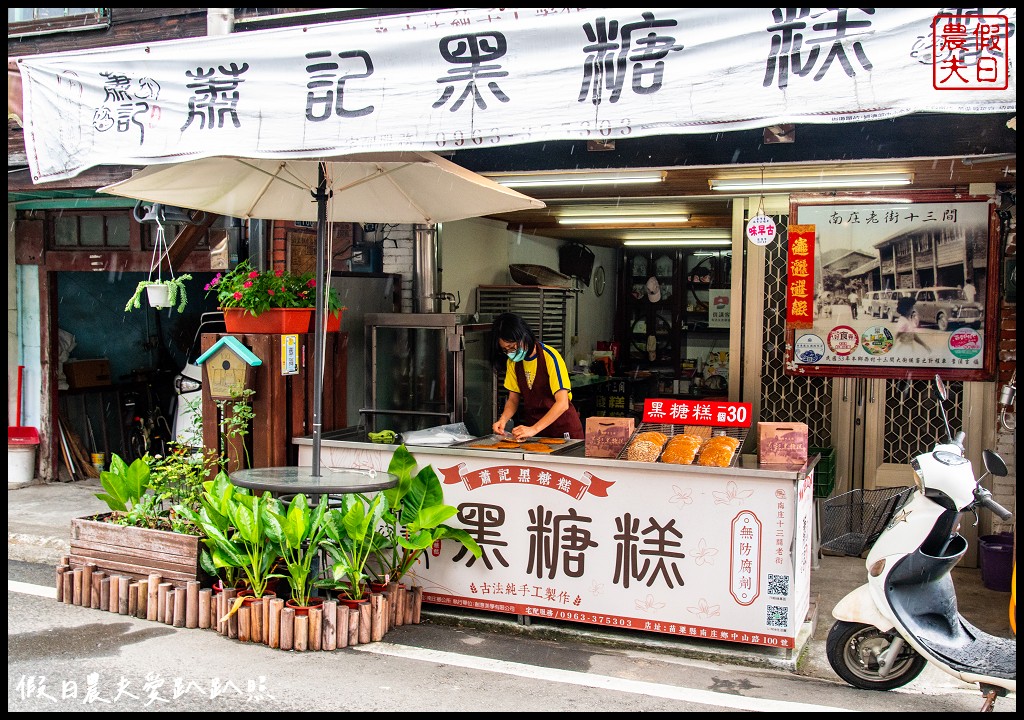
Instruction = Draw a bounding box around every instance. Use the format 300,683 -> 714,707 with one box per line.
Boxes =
69,514 -> 203,587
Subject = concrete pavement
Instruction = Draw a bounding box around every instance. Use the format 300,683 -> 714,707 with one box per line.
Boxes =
7,477 -> 1015,692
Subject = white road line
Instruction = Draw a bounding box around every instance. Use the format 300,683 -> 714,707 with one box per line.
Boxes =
9,580 -> 56,599
12,579 -> 853,712
352,641 -> 854,712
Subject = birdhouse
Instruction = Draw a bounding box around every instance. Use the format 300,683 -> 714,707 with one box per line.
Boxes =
196,336 -> 262,399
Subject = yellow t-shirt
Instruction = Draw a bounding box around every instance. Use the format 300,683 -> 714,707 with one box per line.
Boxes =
504,344 -> 573,400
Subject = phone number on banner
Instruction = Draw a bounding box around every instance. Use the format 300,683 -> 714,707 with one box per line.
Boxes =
642,399 -> 752,427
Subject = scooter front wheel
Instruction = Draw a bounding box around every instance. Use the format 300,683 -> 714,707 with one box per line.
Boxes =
826,620 -> 928,691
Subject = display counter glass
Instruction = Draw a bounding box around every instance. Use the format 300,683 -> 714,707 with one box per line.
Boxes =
296,432 -> 817,652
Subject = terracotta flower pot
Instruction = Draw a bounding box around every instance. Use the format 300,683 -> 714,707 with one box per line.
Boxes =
285,596 -> 326,616
336,593 -> 370,610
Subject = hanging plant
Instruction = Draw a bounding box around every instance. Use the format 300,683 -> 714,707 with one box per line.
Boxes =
125,209 -> 192,313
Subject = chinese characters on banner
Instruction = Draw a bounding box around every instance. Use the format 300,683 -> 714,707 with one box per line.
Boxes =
932,14 -> 1010,90
786,225 -> 815,329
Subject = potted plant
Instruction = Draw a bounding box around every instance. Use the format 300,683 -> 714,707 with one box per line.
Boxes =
205,260 -> 344,333
177,471 -> 281,602
320,492 -> 390,608
125,274 -> 193,313
71,452 -> 207,587
264,493 -> 330,613
372,444 -> 482,586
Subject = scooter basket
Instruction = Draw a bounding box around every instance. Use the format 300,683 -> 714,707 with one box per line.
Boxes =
819,486 -> 914,557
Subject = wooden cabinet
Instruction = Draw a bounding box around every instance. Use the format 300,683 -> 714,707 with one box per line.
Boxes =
618,248 -> 731,395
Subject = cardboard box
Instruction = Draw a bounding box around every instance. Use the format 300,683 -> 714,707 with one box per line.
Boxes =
64,359 -> 112,389
586,417 -> 635,458
758,422 -> 809,465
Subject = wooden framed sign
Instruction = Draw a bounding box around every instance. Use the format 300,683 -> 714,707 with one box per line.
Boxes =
785,191 -> 998,381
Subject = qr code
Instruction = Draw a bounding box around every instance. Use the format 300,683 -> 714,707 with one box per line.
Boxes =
767,573 -> 790,599
766,605 -> 789,629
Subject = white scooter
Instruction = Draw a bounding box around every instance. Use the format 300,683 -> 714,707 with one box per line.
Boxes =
826,374 -> 1015,712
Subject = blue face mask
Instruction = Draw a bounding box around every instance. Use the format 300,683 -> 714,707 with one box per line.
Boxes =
507,347 -> 527,362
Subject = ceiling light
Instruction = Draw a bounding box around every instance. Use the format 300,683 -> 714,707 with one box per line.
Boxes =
623,239 -> 732,247
489,170 -> 665,188
622,229 -> 731,241
557,214 -> 689,225
709,172 -> 913,192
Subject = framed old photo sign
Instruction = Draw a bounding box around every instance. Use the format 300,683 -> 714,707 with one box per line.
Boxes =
785,192 -> 998,381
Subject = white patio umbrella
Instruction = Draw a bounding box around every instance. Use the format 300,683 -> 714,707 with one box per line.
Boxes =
99,151 -> 545,474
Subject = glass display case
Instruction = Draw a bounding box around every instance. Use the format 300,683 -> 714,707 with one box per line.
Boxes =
362,313 -> 496,436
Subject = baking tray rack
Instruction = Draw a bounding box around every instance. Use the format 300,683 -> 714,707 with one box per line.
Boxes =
450,435 -> 584,455
615,423 -> 748,467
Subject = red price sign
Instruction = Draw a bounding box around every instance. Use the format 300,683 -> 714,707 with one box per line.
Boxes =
642,398 -> 752,427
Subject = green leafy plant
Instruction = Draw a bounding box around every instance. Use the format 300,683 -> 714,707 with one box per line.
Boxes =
125,274 -> 193,313
177,471 -> 281,599
321,492 -> 390,601
372,444 -> 482,584
215,386 -> 255,470
205,259 -> 343,318
96,452 -> 201,534
265,494 -> 330,606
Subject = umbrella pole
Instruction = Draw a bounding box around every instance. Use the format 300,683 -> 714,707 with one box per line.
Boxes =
311,163 -> 329,477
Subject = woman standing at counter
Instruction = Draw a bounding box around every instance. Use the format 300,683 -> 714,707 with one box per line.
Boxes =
490,312 -> 584,440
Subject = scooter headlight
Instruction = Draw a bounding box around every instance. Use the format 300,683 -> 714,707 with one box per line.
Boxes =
175,375 -> 202,393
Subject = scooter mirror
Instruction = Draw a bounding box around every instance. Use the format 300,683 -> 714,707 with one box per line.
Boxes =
982,449 -> 1008,477
934,373 -> 948,401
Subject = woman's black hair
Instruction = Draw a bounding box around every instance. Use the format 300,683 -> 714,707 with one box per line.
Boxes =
895,295 -> 916,318
490,313 -> 537,370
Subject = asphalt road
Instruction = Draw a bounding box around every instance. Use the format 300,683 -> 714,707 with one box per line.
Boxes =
8,560 -> 1014,713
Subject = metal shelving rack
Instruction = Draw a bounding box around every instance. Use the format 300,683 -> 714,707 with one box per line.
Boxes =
476,285 -> 573,354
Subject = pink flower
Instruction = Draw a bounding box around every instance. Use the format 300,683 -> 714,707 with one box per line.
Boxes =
248,271 -> 259,279
267,289 -> 276,296
233,291 -> 242,300
243,280 -> 253,288
274,269 -> 284,277
306,278 -> 317,288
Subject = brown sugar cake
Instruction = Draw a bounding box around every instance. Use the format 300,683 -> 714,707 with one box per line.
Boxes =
660,433 -> 704,465
520,443 -> 554,452
697,435 -> 741,467
536,437 -> 566,444
625,431 -> 669,462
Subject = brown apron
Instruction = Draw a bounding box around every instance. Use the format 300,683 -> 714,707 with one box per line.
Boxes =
514,344 -> 584,439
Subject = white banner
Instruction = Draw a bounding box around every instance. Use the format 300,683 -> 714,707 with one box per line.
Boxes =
17,7 -> 1016,182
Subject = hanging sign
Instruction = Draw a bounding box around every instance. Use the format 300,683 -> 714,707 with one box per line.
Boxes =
642,398 -> 752,427
746,214 -> 777,246
785,224 -> 815,329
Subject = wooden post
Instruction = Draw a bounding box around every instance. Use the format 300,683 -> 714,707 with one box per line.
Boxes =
172,588 -> 186,627
370,594 -> 385,641
157,582 -> 170,623
226,590 -> 238,639
82,563 -> 95,608
147,574 -> 161,621
250,600 -> 264,644
136,579 -> 148,618
186,581 -> 199,629
198,589 -> 212,629
119,578 -> 130,615
55,564 -> 68,603
91,572 -> 105,610
307,606 -> 322,651
293,614 -> 308,652
336,605 -> 350,649
72,568 -> 83,606
107,575 -> 120,612
358,602 -> 371,645
165,588 -> 175,624
262,597 -> 271,643
62,570 -> 74,606
100,576 -> 110,611
394,585 -> 406,627
387,582 -> 398,629
347,605 -> 359,647
323,600 -> 337,651
268,598 -> 284,649
238,604 -> 251,642
128,583 -> 139,617
280,606 -> 295,651
411,586 -> 423,624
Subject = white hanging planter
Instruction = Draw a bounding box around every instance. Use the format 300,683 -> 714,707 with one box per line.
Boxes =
145,282 -> 171,309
